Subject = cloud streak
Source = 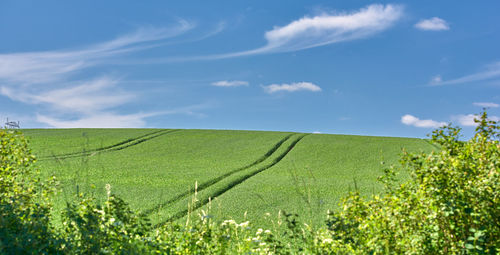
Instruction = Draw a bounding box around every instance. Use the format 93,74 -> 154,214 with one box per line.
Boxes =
1,77 -> 133,115
431,61 -> 500,86
0,20 -> 214,128
415,17 -> 450,31
473,102 -> 499,108
263,82 -> 321,93
157,4 -> 403,62
401,114 -> 446,128
211,80 -> 249,87
0,22 -> 194,85
35,104 -> 208,128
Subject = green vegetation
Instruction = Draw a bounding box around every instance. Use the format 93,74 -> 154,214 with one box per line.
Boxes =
204,134 -> 433,227
22,129 -> 160,158
1,112 -> 499,253
25,128 -> 431,227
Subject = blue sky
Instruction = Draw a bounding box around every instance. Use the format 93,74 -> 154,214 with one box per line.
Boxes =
1,0 -> 499,138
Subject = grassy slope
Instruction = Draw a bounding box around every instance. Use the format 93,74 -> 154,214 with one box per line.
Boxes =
201,134 -> 435,227
24,129 -> 435,227
28,129 -> 292,223
23,129 -> 158,157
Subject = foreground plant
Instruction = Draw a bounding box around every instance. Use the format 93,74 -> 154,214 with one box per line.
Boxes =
326,112 -> 500,254
0,129 -> 59,253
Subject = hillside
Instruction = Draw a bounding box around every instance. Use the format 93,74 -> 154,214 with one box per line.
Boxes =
23,129 -> 435,227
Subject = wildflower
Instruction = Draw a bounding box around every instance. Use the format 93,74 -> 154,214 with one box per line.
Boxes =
322,238 -> 333,244
238,221 -> 249,228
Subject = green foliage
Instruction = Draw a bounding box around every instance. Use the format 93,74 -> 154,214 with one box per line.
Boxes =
27,128 -> 430,227
325,111 -> 500,254
61,189 -> 152,254
0,129 -> 59,254
2,112 -> 498,254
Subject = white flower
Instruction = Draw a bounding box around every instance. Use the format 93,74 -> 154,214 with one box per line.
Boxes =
322,238 -> 333,244
238,221 -> 249,228
222,219 -> 236,226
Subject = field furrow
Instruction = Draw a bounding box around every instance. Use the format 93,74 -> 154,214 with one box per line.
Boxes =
140,133 -> 294,216
25,129 -> 434,229
154,133 -> 308,227
40,129 -> 179,160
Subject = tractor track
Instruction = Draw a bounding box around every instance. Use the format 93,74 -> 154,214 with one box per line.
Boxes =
140,133 -> 294,217
154,133 -> 308,228
40,129 -> 180,161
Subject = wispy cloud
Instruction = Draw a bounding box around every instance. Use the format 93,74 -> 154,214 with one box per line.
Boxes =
0,20 -> 214,128
211,80 -> 249,87
255,4 -> 403,54
415,17 -> 450,31
162,4 -> 403,61
36,112 -> 153,128
263,82 -> 321,93
0,77 -> 133,114
430,62 -> 500,86
0,23 -> 194,84
401,114 -> 446,128
35,104 -> 209,128
473,102 -> 499,108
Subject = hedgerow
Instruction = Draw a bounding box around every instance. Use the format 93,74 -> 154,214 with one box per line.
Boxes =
0,111 -> 499,254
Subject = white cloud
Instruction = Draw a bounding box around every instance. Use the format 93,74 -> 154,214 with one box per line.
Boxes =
36,112 -> 151,128
211,80 -> 249,87
1,77 -> 133,114
430,62 -> 500,86
415,17 -> 450,31
473,102 -> 499,108
401,114 -> 446,128
35,104 -> 209,128
167,4 -> 403,61
312,131 -> 321,134
260,4 -> 403,53
0,21 -> 213,128
0,23 -> 194,85
263,82 -> 322,93
453,114 -> 500,127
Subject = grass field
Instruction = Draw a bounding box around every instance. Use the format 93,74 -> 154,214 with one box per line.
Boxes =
23,129 -> 435,227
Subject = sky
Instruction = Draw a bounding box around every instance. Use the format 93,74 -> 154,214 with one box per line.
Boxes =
1,0 -> 499,138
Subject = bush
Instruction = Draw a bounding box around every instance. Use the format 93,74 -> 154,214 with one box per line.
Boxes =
0,129 -> 59,254
325,111 -> 500,254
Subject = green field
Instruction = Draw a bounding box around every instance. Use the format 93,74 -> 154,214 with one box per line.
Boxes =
23,129 -> 435,227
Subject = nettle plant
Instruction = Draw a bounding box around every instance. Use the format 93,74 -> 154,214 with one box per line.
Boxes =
325,111 -> 500,254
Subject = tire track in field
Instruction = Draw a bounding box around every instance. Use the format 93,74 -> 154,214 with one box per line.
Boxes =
140,133 -> 295,217
41,129 -> 180,161
40,129 -> 166,159
154,133 -> 308,228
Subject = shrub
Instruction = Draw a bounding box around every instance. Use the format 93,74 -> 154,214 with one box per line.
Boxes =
61,188 -> 152,254
325,111 -> 500,254
0,129 -> 59,254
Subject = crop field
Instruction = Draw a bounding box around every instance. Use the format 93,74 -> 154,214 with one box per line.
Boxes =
23,129 -> 435,227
